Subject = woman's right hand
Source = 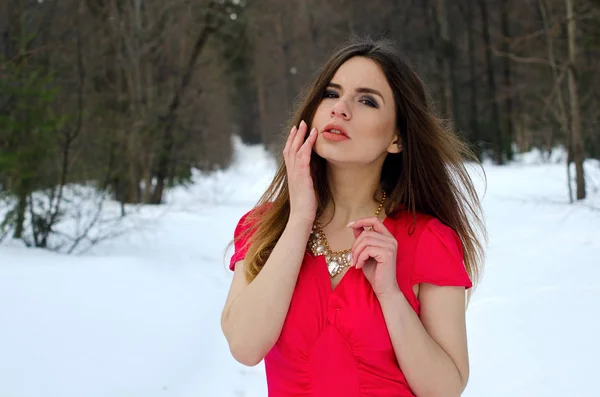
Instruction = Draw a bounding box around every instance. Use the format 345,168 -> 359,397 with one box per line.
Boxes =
283,120 -> 318,224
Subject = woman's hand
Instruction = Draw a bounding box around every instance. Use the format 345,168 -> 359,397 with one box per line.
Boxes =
283,120 -> 318,224
348,217 -> 400,298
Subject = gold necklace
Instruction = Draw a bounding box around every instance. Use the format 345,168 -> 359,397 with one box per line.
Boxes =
308,191 -> 386,278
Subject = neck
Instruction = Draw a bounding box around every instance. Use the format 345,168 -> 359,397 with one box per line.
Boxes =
321,162 -> 384,226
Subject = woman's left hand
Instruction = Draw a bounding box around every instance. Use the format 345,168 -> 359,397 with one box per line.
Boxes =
348,217 -> 400,298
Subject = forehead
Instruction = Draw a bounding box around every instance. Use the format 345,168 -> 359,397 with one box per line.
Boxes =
330,56 -> 392,97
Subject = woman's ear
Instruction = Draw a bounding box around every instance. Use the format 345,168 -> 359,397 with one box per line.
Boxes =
387,135 -> 403,154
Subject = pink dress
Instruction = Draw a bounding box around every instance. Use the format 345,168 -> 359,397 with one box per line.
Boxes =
230,208 -> 472,397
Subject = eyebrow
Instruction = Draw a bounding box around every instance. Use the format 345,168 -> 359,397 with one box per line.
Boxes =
327,82 -> 385,105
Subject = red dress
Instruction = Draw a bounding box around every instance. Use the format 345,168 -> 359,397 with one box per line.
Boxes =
229,208 -> 472,397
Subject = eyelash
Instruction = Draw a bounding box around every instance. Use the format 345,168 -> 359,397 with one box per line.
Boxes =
323,90 -> 378,108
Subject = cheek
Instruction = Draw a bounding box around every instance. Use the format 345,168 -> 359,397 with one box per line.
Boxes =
363,117 -> 395,144
312,104 -> 328,125
374,115 -> 397,141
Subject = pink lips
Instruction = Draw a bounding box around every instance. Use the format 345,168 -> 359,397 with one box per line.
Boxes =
322,123 -> 349,137
322,131 -> 350,141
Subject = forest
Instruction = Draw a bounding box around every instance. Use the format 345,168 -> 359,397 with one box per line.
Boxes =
1,0 -> 599,250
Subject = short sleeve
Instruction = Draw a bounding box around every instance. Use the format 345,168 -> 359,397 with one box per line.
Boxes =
229,209 -> 256,271
411,218 -> 472,289
229,203 -> 274,271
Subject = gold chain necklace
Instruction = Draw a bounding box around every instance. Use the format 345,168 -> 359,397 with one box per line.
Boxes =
308,191 -> 386,278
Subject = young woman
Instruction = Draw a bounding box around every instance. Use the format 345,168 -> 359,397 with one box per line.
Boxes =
221,37 -> 486,397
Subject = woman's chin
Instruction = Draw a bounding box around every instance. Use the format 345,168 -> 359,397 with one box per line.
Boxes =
315,151 -> 356,165
316,140 -> 347,155
314,146 -> 345,162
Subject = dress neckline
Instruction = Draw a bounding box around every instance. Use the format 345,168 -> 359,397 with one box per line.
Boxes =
316,215 -> 393,293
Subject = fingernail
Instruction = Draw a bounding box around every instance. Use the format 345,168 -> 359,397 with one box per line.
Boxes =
300,120 -> 306,127
346,221 -> 355,227
310,128 -> 316,135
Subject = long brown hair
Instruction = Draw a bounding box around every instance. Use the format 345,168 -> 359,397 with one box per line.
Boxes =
229,36 -> 486,292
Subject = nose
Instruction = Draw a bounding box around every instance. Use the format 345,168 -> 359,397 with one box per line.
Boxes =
331,99 -> 351,120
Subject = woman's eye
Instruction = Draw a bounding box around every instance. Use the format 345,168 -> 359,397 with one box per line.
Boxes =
360,97 -> 378,108
323,90 -> 378,108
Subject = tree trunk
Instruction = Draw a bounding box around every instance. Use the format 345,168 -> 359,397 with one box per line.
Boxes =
13,179 -> 28,239
150,10 -> 216,204
501,0 -> 514,160
466,0 -> 481,159
448,8 -> 460,128
437,0 -> 453,119
298,0 -> 318,71
274,10 -> 292,112
565,0 -> 586,200
478,0 -> 504,164
256,71 -> 268,145
345,0 -> 355,32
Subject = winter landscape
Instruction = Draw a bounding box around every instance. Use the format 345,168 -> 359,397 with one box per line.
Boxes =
1,138 -> 599,397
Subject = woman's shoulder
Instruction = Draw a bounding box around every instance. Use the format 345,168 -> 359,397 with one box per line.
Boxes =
389,210 -> 471,288
234,202 -> 273,228
387,210 -> 439,237
230,202 -> 273,271
387,210 -> 461,250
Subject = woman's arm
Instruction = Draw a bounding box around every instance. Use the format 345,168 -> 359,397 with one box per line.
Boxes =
378,284 -> 469,397
222,121 -> 319,366
220,217 -> 313,366
348,216 -> 471,396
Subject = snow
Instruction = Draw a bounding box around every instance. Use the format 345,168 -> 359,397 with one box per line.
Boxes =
1,136 -> 599,397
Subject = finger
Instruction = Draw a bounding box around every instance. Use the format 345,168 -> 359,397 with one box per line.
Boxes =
299,127 -> 317,150
291,120 -> 308,153
351,226 -> 364,239
299,128 -> 317,162
351,235 -> 390,267
349,218 -> 387,239
355,247 -> 383,269
356,246 -> 394,270
283,125 -> 298,156
352,231 -> 391,251
347,216 -> 392,237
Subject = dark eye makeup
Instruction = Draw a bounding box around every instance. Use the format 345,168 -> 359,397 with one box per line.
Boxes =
323,90 -> 379,109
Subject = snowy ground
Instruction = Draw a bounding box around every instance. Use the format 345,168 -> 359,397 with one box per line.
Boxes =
1,139 -> 599,397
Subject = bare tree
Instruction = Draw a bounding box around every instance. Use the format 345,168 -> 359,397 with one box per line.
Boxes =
437,0 -> 454,119
501,0 -> 515,160
465,0 -> 482,158
565,0 -> 586,200
478,0 -> 505,164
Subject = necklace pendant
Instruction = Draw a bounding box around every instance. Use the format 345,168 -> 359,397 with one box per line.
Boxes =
326,252 -> 352,277
327,259 -> 341,277
311,188 -> 385,279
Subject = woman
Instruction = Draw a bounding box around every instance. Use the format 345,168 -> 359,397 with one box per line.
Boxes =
221,37 -> 486,397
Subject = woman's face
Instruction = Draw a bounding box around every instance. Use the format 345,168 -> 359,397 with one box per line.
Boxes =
311,56 -> 401,165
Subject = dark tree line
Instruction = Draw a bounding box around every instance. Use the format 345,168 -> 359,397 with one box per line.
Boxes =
1,0 -> 598,249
